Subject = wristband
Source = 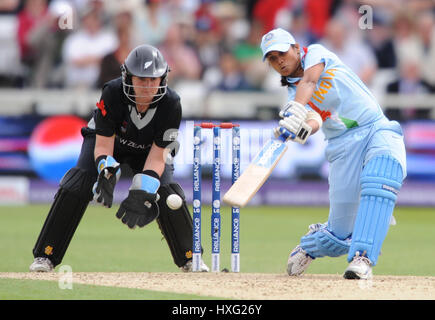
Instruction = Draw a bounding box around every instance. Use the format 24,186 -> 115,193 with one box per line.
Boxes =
131,172 -> 160,193
306,111 -> 323,128
95,155 -> 107,173
142,169 -> 160,181
95,155 -> 119,174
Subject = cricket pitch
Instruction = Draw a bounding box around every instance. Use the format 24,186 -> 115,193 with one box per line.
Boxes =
0,272 -> 434,300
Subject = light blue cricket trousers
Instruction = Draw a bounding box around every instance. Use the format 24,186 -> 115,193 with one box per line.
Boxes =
325,117 -> 407,240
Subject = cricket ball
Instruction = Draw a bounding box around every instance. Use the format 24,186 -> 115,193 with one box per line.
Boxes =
166,194 -> 182,210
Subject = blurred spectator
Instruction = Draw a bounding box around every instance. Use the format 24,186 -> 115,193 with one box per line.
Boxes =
417,11 -> 435,87
165,0 -> 201,16
88,0 -> 110,26
233,20 -> 263,62
97,8 -> 134,88
1,0 -> 434,103
195,0 -> 220,36
176,13 -> 198,47
17,0 -> 48,65
271,0 -> 292,31
252,0 -> 287,34
71,0 -> 110,26
17,0 -> 66,88
214,1 -> 245,48
392,10 -> 423,70
386,57 -> 435,121
159,23 -> 202,85
288,8 -> 316,48
0,0 -> 21,14
304,0 -> 334,39
0,0 -> 23,86
321,18 -> 377,85
355,0 -> 400,22
366,14 -> 397,69
133,0 -> 171,46
233,19 -> 268,90
401,0 -> 435,13
332,0 -> 369,37
62,6 -> 117,88
193,13 -> 221,76
358,0 -> 434,22
212,50 -> 253,91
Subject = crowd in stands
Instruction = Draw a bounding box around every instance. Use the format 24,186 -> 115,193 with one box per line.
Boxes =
1,0 -> 435,120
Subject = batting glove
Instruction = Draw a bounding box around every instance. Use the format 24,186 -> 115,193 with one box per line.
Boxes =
275,101 -> 312,144
116,172 -> 160,229
93,155 -> 121,208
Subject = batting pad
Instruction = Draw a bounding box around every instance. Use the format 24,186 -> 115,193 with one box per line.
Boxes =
33,168 -> 95,266
301,223 -> 351,258
156,183 -> 196,267
348,155 -> 403,266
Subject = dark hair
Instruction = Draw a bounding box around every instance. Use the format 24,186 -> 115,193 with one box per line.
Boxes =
281,76 -> 289,87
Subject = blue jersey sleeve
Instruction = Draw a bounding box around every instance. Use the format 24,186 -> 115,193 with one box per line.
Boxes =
303,44 -> 332,71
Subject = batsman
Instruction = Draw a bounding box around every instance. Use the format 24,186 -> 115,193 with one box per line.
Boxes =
261,29 -> 406,279
29,45 -> 209,273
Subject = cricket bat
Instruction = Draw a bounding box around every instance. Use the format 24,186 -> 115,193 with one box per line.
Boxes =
223,130 -> 293,207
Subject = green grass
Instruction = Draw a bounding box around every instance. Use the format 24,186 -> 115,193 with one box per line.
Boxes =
0,278 -> 217,300
0,204 -> 434,299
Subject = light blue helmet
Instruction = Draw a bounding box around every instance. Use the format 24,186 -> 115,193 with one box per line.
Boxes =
260,28 -> 296,61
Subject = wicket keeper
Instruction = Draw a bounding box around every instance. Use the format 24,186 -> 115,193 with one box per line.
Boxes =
261,28 -> 406,279
30,45 -> 209,273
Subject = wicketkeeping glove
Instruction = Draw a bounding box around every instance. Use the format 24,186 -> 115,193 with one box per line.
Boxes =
93,155 -> 121,208
116,172 -> 160,229
274,101 -> 312,144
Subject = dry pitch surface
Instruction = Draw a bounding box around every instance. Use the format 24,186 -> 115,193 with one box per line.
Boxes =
1,272 -> 434,300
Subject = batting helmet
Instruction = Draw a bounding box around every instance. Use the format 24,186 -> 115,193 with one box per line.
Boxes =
121,44 -> 170,106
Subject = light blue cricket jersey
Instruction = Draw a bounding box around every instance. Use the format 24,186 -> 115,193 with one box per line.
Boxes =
285,44 -> 385,140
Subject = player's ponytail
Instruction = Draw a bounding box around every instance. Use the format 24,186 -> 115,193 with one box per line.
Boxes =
281,76 -> 290,87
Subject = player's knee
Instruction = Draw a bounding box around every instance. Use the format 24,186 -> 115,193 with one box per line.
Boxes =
300,223 -> 351,258
361,154 -> 403,202
59,168 -> 95,201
